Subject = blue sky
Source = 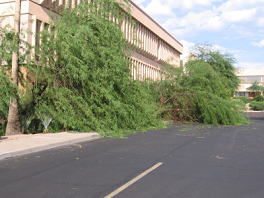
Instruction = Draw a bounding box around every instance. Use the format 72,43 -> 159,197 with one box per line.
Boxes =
134,0 -> 264,70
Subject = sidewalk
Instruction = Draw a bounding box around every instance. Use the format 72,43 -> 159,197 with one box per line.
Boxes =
0,132 -> 100,160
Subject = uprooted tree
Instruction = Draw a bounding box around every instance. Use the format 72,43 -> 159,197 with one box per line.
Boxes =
149,44 -> 249,125
23,0 -> 164,137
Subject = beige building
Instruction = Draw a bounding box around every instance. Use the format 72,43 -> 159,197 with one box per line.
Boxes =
0,0 -> 183,80
236,69 -> 264,98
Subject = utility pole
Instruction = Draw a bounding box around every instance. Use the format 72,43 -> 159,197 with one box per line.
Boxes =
6,0 -> 22,135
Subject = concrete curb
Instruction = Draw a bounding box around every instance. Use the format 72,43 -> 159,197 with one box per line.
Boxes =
0,152 -> 12,160
0,134 -> 100,161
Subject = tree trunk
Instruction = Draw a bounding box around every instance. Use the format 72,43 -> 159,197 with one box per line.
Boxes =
6,0 -> 22,135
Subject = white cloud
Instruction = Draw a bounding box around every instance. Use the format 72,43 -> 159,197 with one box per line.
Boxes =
144,0 -> 173,16
220,9 -> 256,22
203,16 -> 224,30
133,0 -> 147,5
144,0 -> 223,16
178,11 -> 219,29
212,45 -> 228,51
216,0 -> 264,12
180,40 -> 195,60
237,62 -> 264,70
181,0 -> 221,9
171,27 -> 193,38
251,39 -> 264,47
144,0 -> 263,38
165,10 -> 224,36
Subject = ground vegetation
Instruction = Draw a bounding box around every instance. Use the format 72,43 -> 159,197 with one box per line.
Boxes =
249,101 -> 264,111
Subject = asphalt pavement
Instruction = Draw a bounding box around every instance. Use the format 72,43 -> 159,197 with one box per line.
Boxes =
0,113 -> 264,198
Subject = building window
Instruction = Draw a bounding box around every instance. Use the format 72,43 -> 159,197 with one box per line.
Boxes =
239,76 -> 262,82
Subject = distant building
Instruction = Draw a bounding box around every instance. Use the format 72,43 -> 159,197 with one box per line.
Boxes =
0,0 -> 183,80
236,69 -> 264,98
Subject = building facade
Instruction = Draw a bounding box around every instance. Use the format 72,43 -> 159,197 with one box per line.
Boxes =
236,69 -> 264,98
0,0 -> 183,80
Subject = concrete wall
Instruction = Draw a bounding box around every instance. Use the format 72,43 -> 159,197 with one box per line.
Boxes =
0,0 -> 183,80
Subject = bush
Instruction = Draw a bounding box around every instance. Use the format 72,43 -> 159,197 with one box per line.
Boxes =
249,101 -> 264,111
0,124 -> 5,137
253,95 -> 264,102
233,96 -> 252,104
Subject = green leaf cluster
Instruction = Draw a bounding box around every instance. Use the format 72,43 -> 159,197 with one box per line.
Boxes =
190,44 -> 240,95
247,81 -> 264,93
149,45 -> 249,125
0,12 -> 32,120
249,101 -> 264,111
27,0 -> 164,137
233,96 -> 253,104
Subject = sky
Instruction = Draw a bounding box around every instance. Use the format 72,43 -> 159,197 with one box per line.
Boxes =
133,0 -> 264,70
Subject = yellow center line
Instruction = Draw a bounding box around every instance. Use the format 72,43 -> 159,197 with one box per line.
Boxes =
104,162 -> 163,198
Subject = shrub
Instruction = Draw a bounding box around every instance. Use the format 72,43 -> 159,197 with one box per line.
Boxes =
233,96 -> 252,104
0,124 -> 5,137
249,101 -> 264,111
253,95 -> 264,102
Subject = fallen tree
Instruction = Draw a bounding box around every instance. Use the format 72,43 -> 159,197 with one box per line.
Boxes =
26,0 -> 164,137
148,45 -> 249,125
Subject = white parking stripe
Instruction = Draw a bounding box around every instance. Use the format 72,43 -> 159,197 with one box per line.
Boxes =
104,162 -> 163,198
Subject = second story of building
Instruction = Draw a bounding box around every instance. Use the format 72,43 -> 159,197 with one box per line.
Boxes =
236,70 -> 264,84
0,0 -> 183,76
236,69 -> 264,92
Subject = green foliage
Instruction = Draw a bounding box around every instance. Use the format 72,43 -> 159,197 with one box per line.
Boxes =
247,81 -> 264,93
249,101 -> 264,111
0,10 -> 32,122
0,4 -> 248,137
0,123 -> 6,137
151,55 -> 248,125
0,15 -> 16,119
28,0 -> 164,137
190,44 -> 240,95
233,96 -> 253,104
0,71 -> 16,119
253,95 -> 264,102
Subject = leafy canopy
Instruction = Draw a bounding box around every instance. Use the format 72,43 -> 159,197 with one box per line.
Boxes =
190,44 -> 240,95
0,10 -> 31,120
247,81 -> 264,93
148,44 -> 249,125
29,0 -> 164,137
